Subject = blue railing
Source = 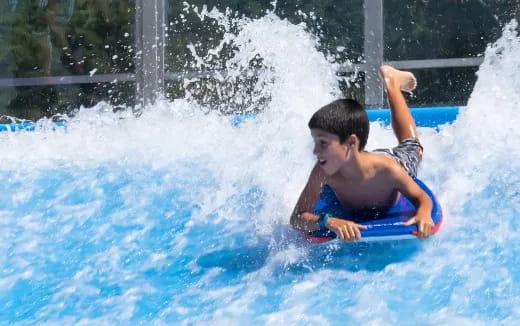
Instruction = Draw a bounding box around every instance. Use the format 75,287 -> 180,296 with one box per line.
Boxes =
231,106 -> 461,128
366,106 -> 460,127
0,121 -> 67,132
0,107 -> 460,132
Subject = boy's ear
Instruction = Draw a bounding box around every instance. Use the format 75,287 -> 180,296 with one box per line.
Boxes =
346,134 -> 359,149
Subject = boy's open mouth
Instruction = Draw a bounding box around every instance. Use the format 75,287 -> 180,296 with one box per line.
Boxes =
318,159 -> 327,166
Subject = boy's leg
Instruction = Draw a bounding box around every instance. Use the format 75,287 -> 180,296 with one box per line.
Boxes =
379,65 -> 420,144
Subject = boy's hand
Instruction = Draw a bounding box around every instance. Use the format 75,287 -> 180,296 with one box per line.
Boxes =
326,217 -> 368,242
403,215 -> 435,239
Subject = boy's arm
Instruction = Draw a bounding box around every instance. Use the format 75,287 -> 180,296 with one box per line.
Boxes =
390,165 -> 434,239
290,164 -> 368,241
290,163 -> 325,232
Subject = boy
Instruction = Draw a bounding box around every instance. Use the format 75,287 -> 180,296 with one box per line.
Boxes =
290,65 -> 434,241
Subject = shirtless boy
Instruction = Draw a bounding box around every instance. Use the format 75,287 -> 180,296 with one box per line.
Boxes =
290,65 -> 435,241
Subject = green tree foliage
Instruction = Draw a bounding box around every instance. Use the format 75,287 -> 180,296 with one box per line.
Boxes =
0,0 -> 135,119
64,0 -> 135,75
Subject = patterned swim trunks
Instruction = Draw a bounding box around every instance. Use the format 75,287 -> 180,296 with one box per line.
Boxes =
372,138 -> 423,178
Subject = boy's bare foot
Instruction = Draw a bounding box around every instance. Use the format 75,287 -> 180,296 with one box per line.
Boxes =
379,65 -> 417,92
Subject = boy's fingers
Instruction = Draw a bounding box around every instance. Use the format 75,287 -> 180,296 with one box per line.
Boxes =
340,228 -> 348,241
346,226 -> 354,240
348,226 -> 356,240
354,227 -> 361,240
336,228 -> 344,240
335,223 -> 367,241
425,223 -> 433,237
349,226 -> 358,241
420,222 -> 435,239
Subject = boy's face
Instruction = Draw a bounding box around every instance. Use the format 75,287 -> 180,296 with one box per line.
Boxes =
310,128 -> 349,175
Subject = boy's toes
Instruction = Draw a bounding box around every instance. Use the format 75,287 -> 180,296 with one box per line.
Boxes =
378,65 -> 392,78
401,74 -> 417,92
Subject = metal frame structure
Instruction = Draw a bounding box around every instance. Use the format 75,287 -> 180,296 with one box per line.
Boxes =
362,0 -> 384,108
135,0 -> 165,106
0,0 -> 485,109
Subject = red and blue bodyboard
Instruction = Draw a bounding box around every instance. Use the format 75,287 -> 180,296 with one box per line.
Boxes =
306,178 -> 443,243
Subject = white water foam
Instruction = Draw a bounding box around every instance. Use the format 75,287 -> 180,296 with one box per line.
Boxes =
0,8 -> 519,325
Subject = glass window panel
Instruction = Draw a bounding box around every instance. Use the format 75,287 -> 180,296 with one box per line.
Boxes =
388,67 -> 478,107
339,71 -> 365,105
165,0 -> 364,105
275,0 -> 364,63
166,0 -> 363,71
165,79 -> 185,102
0,0 -> 135,79
0,82 -> 135,120
384,0 -> 519,60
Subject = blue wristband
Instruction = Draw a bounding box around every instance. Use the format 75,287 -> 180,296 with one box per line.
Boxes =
317,213 -> 332,229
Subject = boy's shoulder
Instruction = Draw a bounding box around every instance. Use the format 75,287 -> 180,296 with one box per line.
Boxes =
361,151 -> 413,185
356,151 -> 410,184
361,151 -> 400,172
307,152 -> 405,186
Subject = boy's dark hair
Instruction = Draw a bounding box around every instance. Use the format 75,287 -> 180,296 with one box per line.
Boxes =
308,99 -> 369,150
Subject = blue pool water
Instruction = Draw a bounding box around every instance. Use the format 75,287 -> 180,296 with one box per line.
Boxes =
1,13 -> 520,325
